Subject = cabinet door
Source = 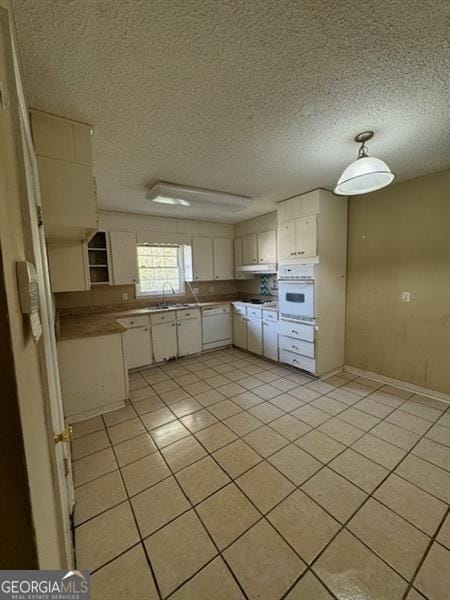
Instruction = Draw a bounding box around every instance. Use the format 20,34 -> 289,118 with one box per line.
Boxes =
47,241 -> 90,292
124,326 -> 152,369
295,216 -> 317,258
257,230 -> 277,264
233,238 -> 244,279
177,318 -> 202,357
262,321 -> 278,362
242,234 -> 257,265
247,317 -> 263,355
213,238 -> 234,280
278,220 -> 297,260
192,236 -> 214,281
152,322 -> 178,362
233,313 -> 247,349
109,231 -> 139,285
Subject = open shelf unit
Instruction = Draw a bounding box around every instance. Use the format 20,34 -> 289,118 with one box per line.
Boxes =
87,232 -> 110,284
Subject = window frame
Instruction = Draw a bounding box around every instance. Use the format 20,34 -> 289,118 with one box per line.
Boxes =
135,244 -> 185,297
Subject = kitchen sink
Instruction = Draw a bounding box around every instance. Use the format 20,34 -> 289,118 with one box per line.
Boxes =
146,303 -> 193,310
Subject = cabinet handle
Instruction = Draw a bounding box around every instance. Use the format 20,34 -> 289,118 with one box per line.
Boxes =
298,251 -> 305,255
290,252 -> 296,256
291,330 -> 298,334
171,323 -> 175,327
292,345 -> 298,350
252,259 -> 257,262
215,275 -> 219,279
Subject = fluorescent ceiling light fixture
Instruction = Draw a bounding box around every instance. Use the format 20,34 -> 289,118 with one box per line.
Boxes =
334,131 -> 395,196
146,182 -> 252,212
152,195 -> 190,206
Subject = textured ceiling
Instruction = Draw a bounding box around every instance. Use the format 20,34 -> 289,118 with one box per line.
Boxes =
12,0 -> 450,223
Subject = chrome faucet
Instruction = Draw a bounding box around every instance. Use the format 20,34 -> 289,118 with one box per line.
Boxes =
162,281 -> 175,307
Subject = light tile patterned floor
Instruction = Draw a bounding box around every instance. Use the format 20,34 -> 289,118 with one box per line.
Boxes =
70,348 -> 450,600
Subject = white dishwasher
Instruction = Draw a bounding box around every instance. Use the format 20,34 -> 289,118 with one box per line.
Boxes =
202,305 -> 232,350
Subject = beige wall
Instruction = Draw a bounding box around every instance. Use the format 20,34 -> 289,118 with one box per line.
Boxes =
55,279 -> 238,310
346,169 -> 450,395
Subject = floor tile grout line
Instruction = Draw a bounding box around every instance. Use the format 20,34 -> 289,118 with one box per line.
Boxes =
71,351 -> 449,597
98,413 -> 165,600
279,393 -> 450,596
401,506 -> 450,599
132,401 -> 253,600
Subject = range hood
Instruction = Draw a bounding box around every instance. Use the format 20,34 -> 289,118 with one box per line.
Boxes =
237,263 -> 277,274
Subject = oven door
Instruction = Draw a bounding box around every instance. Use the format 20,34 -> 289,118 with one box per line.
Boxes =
279,280 -> 315,320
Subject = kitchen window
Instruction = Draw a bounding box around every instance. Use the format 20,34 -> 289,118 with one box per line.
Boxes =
136,245 -> 184,296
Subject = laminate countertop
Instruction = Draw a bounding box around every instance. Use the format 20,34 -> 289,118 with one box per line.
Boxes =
57,300 -> 235,341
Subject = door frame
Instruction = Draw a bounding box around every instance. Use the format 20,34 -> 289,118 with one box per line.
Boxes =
1,4 -> 74,567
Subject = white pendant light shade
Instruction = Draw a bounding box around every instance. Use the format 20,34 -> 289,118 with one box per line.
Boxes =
334,131 -> 395,196
334,156 -> 395,195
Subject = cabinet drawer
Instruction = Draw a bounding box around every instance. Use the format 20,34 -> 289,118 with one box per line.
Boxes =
116,316 -> 149,328
279,320 -> 315,342
263,310 -> 278,322
176,308 -> 200,321
247,307 -> 262,319
280,349 -> 316,374
233,304 -> 247,316
150,311 -> 175,325
280,335 -> 315,358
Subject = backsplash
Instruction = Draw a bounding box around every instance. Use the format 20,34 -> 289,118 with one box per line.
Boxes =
55,280 -> 238,311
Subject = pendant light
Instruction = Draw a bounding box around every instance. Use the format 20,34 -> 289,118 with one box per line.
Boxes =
334,131 -> 395,195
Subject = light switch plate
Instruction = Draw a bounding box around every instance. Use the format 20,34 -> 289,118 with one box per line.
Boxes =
401,291 -> 411,302
122,292 -> 128,301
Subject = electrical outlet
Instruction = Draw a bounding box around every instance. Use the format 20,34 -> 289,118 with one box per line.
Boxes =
209,286 -> 214,293
401,291 -> 411,303
122,292 -> 128,301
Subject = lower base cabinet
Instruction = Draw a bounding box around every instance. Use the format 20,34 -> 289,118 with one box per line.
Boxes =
233,313 -> 247,349
177,317 -> 202,357
247,317 -> 262,354
152,321 -> 178,362
122,326 -> 153,369
263,320 -> 279,361
58,333 -> 128,421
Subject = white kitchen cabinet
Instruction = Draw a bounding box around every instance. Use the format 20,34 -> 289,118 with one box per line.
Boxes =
278,216 -> 317,260
57,333 -> 128,421
247,317 -> 263,355
192,236 -> 214,281
109,231 -> 139,285
262,320 -> 279,362
242,234 -> 258,265
152,321 -> 178,362
47,240 -> 90,292
213,238 -> 234,280
233,313 -> 247,349
177,317 -> 202,357
114,316 -> 153,370
31,110 -> 97,241
278,220 -> 297,260
233,238 -> 254,279
257,230 -> 277,264
295,215 -> 317,258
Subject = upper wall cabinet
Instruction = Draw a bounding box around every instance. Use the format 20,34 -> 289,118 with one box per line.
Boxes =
191,236 -> 214,281
191,236 -> 234,281
233,238 -> 254,279
257,230 -> 277,264
109,231 -> 139,285
278,216 -> 317,260
242,231 -> 277,266
242,234 -> 258,265
213,238 -> 234,280
31,110 -> 97,241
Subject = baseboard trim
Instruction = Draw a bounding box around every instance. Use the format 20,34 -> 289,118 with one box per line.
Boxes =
343,365 -> 450,405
